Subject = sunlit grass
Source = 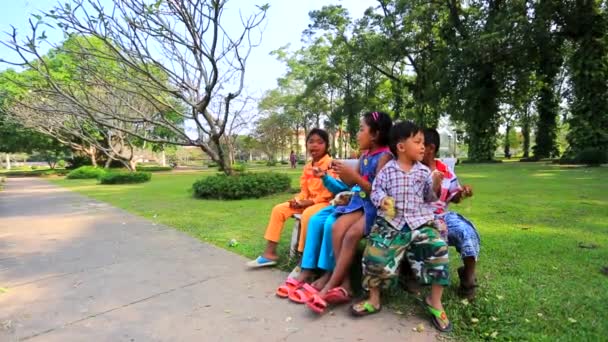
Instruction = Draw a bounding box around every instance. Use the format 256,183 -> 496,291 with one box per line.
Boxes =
50,162 -> 608,341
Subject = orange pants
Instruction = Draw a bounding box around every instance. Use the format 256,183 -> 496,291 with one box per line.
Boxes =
264,202 -> 329,252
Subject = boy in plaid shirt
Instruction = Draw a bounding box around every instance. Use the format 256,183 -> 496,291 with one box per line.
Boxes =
351,121 -> 452,333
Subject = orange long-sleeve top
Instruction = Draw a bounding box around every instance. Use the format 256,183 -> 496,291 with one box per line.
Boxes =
296,153 -> 336,204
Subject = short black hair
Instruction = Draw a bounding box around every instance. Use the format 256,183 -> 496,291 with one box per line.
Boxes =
389,121 -> 421,156
307,128 -> 330,155
423,128 -> 441,154
362,111 -> 392,146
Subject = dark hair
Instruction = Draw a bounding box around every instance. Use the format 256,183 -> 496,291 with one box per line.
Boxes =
362,111 -> 392,147
389,121 -> 422,156
423,128 -> 441,155
306,128 -> 330,155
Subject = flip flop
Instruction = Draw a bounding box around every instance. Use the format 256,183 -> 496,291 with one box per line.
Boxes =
324,287 -> 352,304
307,293 -> 328,314
424,298 -> 452,333
350,301 -> 382,317
246,256 -> 277,268
288,283 -> 319,304
276,278 -> 303,298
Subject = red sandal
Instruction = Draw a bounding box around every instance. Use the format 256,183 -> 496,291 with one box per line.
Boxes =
288,283 -> 319,304
324,286 -> 352,304
306,293 -> 328,314
276,278 -> 303,298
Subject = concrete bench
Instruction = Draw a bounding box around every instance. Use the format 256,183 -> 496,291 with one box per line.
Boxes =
288,158 -> 457,259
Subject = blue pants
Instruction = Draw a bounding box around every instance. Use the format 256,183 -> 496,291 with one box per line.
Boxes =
444,211 -> 481,260
301,206 -> 339,271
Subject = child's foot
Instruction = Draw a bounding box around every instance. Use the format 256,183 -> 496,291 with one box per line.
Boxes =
424,297 -> 452,332
246,255 -> 277,268
457,266 -> 477,299
311,272 -> 331,290
350,299 -> 382,317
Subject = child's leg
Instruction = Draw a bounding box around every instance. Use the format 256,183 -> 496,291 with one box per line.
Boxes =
324,216 -> 364,294
262,202 -> 300,260
407,225 -> 451,331
298,206 -> 334,282
317,212 -> 362,295
311,213 -> 340,289
331,211 -> 363,259
317,213 -> 339,271
297,202 -> 330,252
445,212 -> 480,290
352,217 -> 409,314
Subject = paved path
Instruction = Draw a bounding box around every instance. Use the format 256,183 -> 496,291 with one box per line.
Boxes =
0,178 -> 436,342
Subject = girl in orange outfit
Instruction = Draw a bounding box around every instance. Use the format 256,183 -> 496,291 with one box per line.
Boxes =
247,128 -> 335,268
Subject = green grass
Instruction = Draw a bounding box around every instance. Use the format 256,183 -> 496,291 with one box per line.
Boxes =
49,163 -> 608,341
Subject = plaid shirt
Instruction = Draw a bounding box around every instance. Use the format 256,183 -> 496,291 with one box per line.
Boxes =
371,160 -> 437,230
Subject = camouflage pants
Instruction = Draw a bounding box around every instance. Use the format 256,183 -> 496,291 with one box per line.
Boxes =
361,217 -> 450,290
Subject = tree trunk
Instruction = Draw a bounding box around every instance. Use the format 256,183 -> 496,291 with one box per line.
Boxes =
160,150 -> 166,167
5,153 -> 11,170
466,65 -> 499,162
522,109 -> 531,158
129,159 -> 137,171
104,157 -> 113,169
533,81 -> 559,159
504,123 -> 512,159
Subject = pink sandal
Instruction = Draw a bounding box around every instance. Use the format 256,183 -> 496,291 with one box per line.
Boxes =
288,283 -> 319,304
324,286 -> 352,304
306,293 -> 328,314
276,278 -> 303,298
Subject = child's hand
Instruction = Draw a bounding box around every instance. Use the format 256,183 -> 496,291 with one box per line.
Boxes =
380,197 -> 396,219
461,184 -> 473,198
431,170 -> 444,184
288,199 -> 298,208
295,199 -> 313,209
312,166 -> 326,178
332,160 -> 357,182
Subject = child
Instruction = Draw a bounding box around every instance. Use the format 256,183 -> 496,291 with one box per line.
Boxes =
247,129 -> 335,268
422,128 -> 479,299
351,121 -> 452,333
290,150 -> 297,169
304,111 -> 393,312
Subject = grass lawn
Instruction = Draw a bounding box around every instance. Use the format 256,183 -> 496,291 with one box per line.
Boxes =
49,162 -> 608,341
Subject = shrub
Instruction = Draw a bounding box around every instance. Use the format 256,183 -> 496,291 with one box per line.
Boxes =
280,160 -> 289,165
208,162 -> 219,168
136,166 -> 173,172
574,148 -> 607,166
31,165 -> 39,170
66,166 -> 107,179
99,171 -> 151,184
192,172 -> 291,200
297,160 -> 305,165
232,162 -> 247,172
57,160 -> 66,168
67,156 -> 92,169
266,160 -> 277,167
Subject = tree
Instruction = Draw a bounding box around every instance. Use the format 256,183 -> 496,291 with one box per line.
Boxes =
1,0 -> 268,175
562,0 -> 608,157
254,112 -> 291,161
532,0 -> 565,159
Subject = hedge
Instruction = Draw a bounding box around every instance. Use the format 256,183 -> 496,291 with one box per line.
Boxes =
99,171 -> 152,184
192,172 -> 291,200
136,166 -> 173,172
66,166 -> 107,179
